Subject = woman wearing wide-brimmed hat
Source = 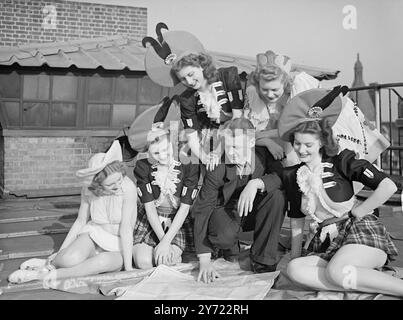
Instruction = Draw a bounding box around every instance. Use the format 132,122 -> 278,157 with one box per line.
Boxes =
277,87 -> 403,296
8,140 -> 138,284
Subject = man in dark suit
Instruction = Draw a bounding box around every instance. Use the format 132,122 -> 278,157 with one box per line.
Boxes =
192,117 -> 285,283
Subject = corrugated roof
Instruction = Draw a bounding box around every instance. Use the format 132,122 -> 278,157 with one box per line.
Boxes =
0,35 -> 339,80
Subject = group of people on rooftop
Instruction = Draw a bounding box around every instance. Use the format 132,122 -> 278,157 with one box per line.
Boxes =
9,23 -> 403,297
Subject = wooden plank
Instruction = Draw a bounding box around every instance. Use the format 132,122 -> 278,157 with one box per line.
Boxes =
0,213 -> 77,224
0,234 -> 66,257
0,195 -> 81,210
0,219 -> 74,235
0,250 -> 54,261
9,187 -> 82,198
0,228 -> 70,240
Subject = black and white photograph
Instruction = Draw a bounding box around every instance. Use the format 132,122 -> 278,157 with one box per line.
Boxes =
0,0 -> 402,305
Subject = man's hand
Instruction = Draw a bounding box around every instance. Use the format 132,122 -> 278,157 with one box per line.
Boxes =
201,152 -> 220,171
197,256 -> 220,284
265,140 -> 284,160
237,179 -> 259,217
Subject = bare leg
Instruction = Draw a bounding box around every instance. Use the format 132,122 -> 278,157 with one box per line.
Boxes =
325,244 -> 403,296
133,243 -> 154,269
290,218 -> 305,259
288,244 -> 403,296
9,235 -> 123,283
53,233 -> 97,268
287,255 -> 342,291
40,252 -> 123,280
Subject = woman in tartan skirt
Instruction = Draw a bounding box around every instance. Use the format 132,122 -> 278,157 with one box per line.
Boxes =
132,100 -> 200,269
278,87 -> 403,296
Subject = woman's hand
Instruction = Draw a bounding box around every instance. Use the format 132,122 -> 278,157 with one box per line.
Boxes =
154,240 -> 173,266
350,206 -> 368,221
197,258 -> 220,284
350,177 -> 397,222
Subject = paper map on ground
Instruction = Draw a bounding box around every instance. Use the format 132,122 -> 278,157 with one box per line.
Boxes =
115,264 -> 279,300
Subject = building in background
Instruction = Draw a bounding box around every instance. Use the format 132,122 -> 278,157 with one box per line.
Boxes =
349,53 -> 376,122
349,53 -> 402,178
0,0 -> 339,197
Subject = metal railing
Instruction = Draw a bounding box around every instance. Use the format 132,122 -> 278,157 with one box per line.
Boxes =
348,83 -> 403,178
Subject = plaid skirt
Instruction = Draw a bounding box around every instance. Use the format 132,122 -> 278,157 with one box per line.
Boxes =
307,214 -> 398,263
133,203 -> 195,252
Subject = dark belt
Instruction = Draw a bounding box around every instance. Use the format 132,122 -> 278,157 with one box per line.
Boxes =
318,213 -> 351,229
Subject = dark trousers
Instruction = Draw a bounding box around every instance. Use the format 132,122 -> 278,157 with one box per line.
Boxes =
207,189 -> 285,265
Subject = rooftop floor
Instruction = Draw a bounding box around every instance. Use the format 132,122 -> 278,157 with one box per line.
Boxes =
0,195 -> 402,300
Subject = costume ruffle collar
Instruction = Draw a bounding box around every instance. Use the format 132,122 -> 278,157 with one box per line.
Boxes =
296,162 -> 355,221
196,81 -> 227,123
150,158 -> 181,208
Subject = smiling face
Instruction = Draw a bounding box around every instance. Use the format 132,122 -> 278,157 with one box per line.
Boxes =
148,136 -> 172,165
175,65 -> 206,90
258,78 -> 285,104
101,172 -> 123,194
293,132 -> 322,164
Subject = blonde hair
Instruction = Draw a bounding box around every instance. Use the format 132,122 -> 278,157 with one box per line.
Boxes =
249,65 -> 292,90
88,161 -> 126,196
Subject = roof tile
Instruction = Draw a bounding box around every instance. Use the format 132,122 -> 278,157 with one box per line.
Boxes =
0,35 -> 339,80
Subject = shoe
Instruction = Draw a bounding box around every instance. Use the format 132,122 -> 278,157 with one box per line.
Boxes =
211,247 -> 221,260
9,264 -> 56,284
213,241 -> 240,262
19,258 -> 47,271
250,260 -> 277,273
222,249 -> 239,263
8,269 -> 41,284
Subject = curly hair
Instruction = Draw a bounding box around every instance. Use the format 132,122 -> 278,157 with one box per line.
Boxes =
289,118 -> 339,157
88,161 -> 126,197
249,65 -> 292,94
171,52 -> 218,84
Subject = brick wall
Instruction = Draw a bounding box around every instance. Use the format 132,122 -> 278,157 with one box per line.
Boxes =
0,135 -> 4,194
0,0 -> 147,46
3,136 -> 113,194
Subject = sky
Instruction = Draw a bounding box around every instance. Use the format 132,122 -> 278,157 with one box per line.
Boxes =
73,0 -> 403,86
70,0 -> 403,117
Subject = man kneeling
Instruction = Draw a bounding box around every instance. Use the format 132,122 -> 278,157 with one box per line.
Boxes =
192,117 -> 286,283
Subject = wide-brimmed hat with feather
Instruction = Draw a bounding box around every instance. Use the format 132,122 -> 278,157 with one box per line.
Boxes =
278,86 -> 349,142
142,22 -> 205,87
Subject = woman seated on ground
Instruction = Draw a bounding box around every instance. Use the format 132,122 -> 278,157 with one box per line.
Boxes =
278,87 -> 403,296
8,140 -> 137,284
132,109 -> 200,269
240,50 -> 320,165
